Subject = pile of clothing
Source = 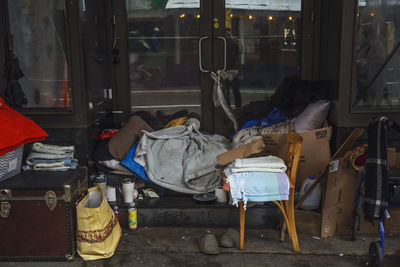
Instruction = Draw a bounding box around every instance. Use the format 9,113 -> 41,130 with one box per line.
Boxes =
94,115 -> 231,194
232,100 -> 330,148
224,156 -> 290,210
24,142 -> 78,171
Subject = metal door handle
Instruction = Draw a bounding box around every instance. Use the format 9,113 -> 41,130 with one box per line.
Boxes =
217,36 -> 226,71
199,36 -> 211,72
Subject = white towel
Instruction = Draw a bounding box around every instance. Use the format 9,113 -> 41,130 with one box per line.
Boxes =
232,156 -> 287,173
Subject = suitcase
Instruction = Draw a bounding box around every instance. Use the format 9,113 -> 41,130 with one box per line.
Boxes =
0,167 -> 88,261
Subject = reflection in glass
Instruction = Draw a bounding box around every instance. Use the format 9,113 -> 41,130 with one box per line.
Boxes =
353,0 -> 400,110
7,0 -> 71,108
127,0 -> 301,116
224,4 -> 301,108
127,0 -> 201,114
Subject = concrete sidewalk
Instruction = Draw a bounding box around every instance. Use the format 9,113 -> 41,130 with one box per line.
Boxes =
1,227 -> 400,266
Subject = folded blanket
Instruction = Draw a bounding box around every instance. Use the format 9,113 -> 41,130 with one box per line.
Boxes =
225,170 -> 290,210
23,158 -> 78,171
231,156 -> 287,173
26,152 -> 74,164
32,142 -> 74,155
25,143 -> 77,171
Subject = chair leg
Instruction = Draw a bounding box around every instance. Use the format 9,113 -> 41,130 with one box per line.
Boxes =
287,196 -> 300,252
280,222 -> 287,242
240,202 -> 245,250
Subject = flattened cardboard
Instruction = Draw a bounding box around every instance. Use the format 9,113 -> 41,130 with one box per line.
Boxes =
323,187 -> 357,209
321,205 -> 354,237
217,138 -> 265,166
263,127 -> 332,186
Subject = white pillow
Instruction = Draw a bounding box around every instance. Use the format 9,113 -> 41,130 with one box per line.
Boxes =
295,100 -> 330,133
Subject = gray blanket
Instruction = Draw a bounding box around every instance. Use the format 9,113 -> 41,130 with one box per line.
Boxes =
134,118 -> 230,194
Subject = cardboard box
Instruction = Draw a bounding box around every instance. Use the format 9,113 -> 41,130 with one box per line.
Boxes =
321,154 -> 362,238
321,204 -> 354,237
321,154 -> 400,237
323,156 -> 360,209
263,126 -> 332,186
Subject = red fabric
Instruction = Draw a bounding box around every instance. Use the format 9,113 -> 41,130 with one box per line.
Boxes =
99,129 -> 120,140
0,97 -> 48,156
354,153 -> 367,168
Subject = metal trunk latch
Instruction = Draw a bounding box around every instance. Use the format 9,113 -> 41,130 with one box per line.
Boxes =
0,202 -> 10,218
45,191 -> 57,211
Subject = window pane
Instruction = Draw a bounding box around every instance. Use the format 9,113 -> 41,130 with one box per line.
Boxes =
126,0 -> 201,115
225,4 -> 301,108
8,0 -> 71,109
353,0 -> 400,110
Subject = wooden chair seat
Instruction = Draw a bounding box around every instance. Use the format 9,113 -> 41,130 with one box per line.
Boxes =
231,132 -> 303,252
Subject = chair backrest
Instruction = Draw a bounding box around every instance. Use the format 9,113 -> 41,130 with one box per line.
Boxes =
285,132 -> 303,187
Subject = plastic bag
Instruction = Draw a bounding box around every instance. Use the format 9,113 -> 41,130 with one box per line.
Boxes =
76,186 -> 122,260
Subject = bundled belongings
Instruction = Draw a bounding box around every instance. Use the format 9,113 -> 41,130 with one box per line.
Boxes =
133,118 -> 230,194
224,156 -> 290,210
232,100 -> 330,148
0,96 -> 47,181
0,97 -> 47,155
76,186 -> 122,260
24,142 -> 78,171
93,115 -> 153,176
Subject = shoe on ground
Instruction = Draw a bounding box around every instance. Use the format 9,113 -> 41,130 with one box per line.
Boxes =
220,228 -> 240,248
199,234 -> 220,255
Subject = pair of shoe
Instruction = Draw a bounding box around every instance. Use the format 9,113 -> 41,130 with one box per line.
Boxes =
199,228 -> 240,255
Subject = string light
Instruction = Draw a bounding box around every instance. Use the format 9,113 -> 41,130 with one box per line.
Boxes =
196,14 -> 200,19
370,12 -> 375,17
289,16 -> 293,21
179,13 -> 186,19
249,15 -> 253,20
268,16 -> 273,21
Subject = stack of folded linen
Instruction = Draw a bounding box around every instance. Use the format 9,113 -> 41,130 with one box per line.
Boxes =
224,156 -> 290,210
24,142 -> 78,171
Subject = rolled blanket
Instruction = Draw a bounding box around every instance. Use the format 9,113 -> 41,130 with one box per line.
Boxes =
231,156 -> 287,173
32,142 -> 74,155
225,170 -> 290,210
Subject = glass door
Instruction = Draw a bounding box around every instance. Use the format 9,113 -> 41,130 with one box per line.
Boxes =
123,0 -> 302,134
125,0 -> 205,129
213,0 -> 302,134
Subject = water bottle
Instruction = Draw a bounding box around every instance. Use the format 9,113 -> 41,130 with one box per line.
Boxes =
299,176 -> 322,210
128,202 -> 137,231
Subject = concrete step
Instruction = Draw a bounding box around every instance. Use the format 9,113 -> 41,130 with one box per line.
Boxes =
115,197 -> 281,229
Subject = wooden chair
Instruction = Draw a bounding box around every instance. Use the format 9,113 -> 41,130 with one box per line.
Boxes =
239,131 -> 303,252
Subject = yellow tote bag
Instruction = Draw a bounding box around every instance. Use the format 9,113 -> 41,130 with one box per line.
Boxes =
76,186 -> 122,260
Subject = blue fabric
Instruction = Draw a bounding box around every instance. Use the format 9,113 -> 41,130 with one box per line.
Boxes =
120,140 -> 153,183
240,108 -> 291,131
229,172 -> 289,202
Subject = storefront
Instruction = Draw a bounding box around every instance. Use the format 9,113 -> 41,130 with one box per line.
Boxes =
1,0 -> 400,213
